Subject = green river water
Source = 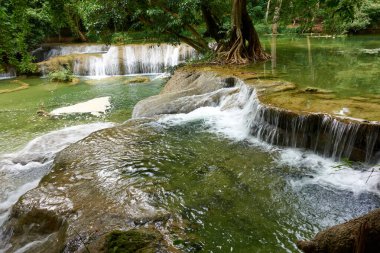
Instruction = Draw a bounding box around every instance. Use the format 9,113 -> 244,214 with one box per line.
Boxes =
0,36 -> 379,252
0,76 -> 163,153
250,35 -> 380,98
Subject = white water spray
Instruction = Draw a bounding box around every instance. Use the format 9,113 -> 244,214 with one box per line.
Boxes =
0,122 -> 114,227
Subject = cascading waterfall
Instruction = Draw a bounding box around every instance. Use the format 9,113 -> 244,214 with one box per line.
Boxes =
159,79 -> 380,194
42,44 -> 110,60
42,44 -> 196,77
160,79 -> 380,164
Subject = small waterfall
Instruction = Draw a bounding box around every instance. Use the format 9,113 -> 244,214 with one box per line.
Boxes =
43,44 -> 110,60
42,44 -> 196,77
0,69 -> 16,80
247,94 -> 379,163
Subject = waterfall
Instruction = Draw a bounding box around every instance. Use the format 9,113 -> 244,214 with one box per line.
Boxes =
42,44 -> 196,77
158,79 -> 380,194
0,69 -> 16,80
159,80 -> 380,164
43,44 -> 110,60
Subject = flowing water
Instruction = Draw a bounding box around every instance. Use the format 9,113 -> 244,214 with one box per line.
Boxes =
0,38 -> 379,252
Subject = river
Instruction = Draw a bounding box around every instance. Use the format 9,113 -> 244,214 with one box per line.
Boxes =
0,36 -> 379,252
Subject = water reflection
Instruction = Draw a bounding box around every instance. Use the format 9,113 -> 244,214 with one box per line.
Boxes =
253,35 -> 380,97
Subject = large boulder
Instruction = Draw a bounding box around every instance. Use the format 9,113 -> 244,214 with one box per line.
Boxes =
132,69 -> 239,118
297,208 -> 380,253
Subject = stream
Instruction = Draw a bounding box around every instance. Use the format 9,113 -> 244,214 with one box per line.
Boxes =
0,36 -> 380,252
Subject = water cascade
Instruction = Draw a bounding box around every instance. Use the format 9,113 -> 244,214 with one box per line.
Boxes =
149,74 -> 380,164
158,77 -> 380,192
248,102 -> 380,163
39,44 -> 196,77
0,69 -> 16,80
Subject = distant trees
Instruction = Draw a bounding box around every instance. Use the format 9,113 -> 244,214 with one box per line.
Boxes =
0,0 -> 87,73
1,0 -> 380,72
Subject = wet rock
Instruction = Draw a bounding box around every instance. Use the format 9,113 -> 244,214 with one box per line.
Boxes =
0,120 -> 181,252
132,70 -> 236,118
297,208 -> 380,253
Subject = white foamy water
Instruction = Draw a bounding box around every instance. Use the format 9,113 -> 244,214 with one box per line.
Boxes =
0,122 -> 114,227
278,149 -> 380,195
0,71 -> 16,80
50,96 -> 111,116
159,82 -> 380,196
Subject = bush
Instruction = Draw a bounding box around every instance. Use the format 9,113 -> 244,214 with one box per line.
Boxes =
255,23 -> 272,34
48,69 -> 74,82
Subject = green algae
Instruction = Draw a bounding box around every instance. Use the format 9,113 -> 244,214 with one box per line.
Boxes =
104,230 -> 162,253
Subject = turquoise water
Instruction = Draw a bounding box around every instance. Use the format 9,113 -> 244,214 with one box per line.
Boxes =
0,76 -> 164,153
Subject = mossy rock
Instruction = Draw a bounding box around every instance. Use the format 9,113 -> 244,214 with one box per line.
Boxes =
302,87 -> 334,94
124,76 -> 151,84
104,229 -> 163,253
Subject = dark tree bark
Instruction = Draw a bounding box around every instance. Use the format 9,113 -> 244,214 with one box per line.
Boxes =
219,0 -> 270,64
200,1 -> 225,42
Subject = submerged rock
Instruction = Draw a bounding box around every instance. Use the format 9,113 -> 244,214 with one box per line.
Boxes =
0,120 -> 179,252
50,96 -> 111,117
104,229 -> 165,253
297,208 -> 380,253
124,76 -> 151,84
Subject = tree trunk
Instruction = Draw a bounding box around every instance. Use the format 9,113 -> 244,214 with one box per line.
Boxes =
219,0 -> 270,64
265,0 -> 271,24
200,1 -> 225,42
272,0 -> 282,34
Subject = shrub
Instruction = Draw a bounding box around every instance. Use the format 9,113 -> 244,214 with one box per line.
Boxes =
48,69 -> 74,82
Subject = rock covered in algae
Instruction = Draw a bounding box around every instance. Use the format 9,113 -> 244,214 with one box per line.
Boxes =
297,208 -> 380,253
104,229 -> 164,253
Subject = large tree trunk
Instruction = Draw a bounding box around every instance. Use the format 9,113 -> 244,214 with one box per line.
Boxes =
219,0 -> 269,64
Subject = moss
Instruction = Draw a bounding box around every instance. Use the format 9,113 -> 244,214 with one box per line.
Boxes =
124,76 -> 151,84
104,229 -> 162,253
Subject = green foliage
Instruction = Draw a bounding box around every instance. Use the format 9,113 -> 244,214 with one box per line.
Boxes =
1,0 -> 379,74
254,23 -> 272,34
47,68 -> 73,82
